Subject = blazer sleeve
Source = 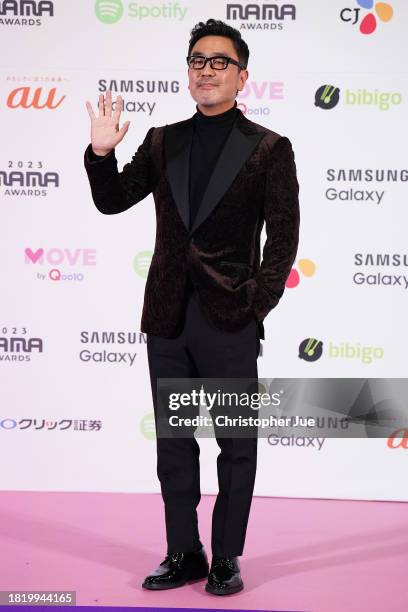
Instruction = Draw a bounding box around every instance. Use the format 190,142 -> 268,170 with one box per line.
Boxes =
83,126 -> 155,215
250,136 -> 300,322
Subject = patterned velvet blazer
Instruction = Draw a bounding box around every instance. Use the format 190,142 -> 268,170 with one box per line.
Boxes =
84,108 -> 300,340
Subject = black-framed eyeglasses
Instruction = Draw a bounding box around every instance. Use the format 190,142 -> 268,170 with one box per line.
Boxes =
186,55 -> 246,71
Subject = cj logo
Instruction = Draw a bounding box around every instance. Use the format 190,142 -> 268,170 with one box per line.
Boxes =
286,259 -> 316,288
299,338 -> 323,362
340,1 -> 393,35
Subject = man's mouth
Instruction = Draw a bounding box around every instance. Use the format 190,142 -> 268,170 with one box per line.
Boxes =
199,83 -> 217,89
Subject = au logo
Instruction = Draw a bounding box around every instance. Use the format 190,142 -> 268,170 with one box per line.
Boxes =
7,87 -> 66,110
387,429 -> 408,449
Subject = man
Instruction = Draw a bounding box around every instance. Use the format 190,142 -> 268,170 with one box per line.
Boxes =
84,18 -> 299,596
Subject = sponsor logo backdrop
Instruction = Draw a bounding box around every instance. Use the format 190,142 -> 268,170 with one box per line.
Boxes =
0,1 -> 407,501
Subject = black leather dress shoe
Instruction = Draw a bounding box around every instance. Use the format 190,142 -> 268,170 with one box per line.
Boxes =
205,556 -> 244,595
142,547 -> 209,590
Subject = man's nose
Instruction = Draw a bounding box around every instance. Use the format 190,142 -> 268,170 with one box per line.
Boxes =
200,61 -> 216,76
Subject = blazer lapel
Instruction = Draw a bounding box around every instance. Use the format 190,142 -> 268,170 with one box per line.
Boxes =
165,111 -> 266,236
165,118 -> 194,232
189,124 -> 265,236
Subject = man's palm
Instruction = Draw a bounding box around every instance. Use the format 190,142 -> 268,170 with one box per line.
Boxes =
86,90 -> 130,155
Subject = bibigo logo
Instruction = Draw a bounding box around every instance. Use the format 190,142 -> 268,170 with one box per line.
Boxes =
298,338 -> 384,364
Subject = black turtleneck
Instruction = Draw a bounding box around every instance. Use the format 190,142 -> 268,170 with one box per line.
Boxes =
87,102 -> 239,232
189,101 -> 238,229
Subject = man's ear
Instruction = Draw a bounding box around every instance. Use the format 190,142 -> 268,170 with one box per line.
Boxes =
237,69 -> 249,94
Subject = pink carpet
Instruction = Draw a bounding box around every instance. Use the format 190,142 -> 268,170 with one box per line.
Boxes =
0,491 -> 406,611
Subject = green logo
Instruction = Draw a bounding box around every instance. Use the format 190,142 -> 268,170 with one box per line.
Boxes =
133,250 -> 153,278
140,412 -> 156,440
95,0 -> 124,24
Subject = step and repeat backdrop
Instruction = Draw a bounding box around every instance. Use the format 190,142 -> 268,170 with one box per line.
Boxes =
1,1 -> 407,501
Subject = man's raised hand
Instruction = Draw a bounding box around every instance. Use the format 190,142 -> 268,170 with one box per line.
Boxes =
85,90 -> 130,156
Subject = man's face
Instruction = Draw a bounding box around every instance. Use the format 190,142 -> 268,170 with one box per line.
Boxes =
187,35 -> 248,115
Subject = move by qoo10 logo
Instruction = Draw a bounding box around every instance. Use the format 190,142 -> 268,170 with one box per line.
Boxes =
24,247 -> 97,282
237,80 -> 284,116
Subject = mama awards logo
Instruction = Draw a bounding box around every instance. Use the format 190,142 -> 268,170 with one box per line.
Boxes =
0,326 -> 43,363
1,159 -> 59,197
0,1 -> 54,26
226,1 -> 297,31
340,0 -> 393,35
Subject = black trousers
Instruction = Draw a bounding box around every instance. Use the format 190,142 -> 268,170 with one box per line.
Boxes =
146,283 -> 260,557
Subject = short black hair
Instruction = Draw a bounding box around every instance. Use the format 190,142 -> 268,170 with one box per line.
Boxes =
188,18 -> 249,69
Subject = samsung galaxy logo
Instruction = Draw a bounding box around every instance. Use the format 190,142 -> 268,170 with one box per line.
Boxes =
98,79 -> 180,94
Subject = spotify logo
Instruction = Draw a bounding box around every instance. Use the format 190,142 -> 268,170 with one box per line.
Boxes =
133,251 -> 153,279
95,0 -> 124,24
140,413 -> 156,440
